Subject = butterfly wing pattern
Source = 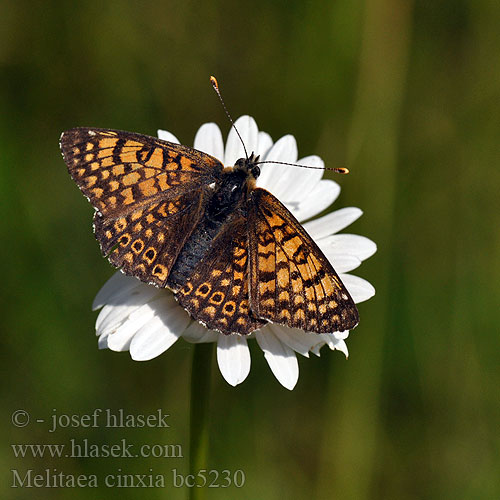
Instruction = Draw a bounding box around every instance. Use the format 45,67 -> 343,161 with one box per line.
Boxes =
60,128 -> 223,287
248,188 -> 359,333
61,127 -> 359,335
176,214 -> 266,335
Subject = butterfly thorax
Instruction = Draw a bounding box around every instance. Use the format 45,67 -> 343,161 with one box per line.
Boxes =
205,169 -> 248,221
166,156 -> 258,291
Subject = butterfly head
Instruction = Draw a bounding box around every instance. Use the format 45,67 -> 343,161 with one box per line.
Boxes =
234,152 -> 261,179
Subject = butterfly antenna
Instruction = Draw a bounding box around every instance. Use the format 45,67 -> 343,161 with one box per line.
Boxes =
255,159 -> 349,174
210,76 -> 249,160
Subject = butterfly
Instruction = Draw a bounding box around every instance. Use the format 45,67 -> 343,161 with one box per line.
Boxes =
60,127 -> 359,335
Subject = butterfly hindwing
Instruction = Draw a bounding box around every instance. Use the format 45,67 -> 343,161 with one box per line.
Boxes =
175,214 -> 267,335
94,189 -> 209,287
248,188 -> 359,333
61,128 -> 223,286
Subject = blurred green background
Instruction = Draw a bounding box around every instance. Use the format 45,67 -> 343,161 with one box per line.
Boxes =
1,0 -> 499,498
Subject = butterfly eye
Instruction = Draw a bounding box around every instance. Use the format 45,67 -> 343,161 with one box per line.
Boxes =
251,165 -> 260,178
235,158 -> 245,169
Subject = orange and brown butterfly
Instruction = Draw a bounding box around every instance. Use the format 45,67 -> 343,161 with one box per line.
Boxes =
60,86 -> 359,336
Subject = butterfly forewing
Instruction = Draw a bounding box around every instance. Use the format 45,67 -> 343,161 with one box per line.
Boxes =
60,128 -> 223,286
248,188 -> 359,333
60,128 -> 223,217
175,214 -> 266,335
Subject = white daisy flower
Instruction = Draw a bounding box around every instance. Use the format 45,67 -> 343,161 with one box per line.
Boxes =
93,116 -> 376,390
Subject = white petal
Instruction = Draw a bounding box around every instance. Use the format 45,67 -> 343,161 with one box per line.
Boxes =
320,234 -> 377,261
92,272 -> 141,311
286,180 -> 340,222
269,324 -> 327,357
224,115 -> 259,166
303,207 -> 363,240
323,253 -> 362,273
262,134 -> 298,162
98,333 -> 110,349
340,274 -> 376,303
255,330 -> 299,390
95,286 -> 160,336
106,296 -> 163,352
257,135 -> 298,193
182,321 -> 219,343
216,335 -> 251,386
310,340 -> 327,356
332,330 -> 350,340
129,294 -> 190,360
275,155 -> 325,203
193,123 -> 224,160
312,334 -> 349,358
334,339 -> 349,357
157,130 -> 180,144
128,315 -> 179,360
257,131 -> 273,157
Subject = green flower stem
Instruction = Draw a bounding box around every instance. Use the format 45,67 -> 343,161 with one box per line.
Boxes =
188,342 -> 214,500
